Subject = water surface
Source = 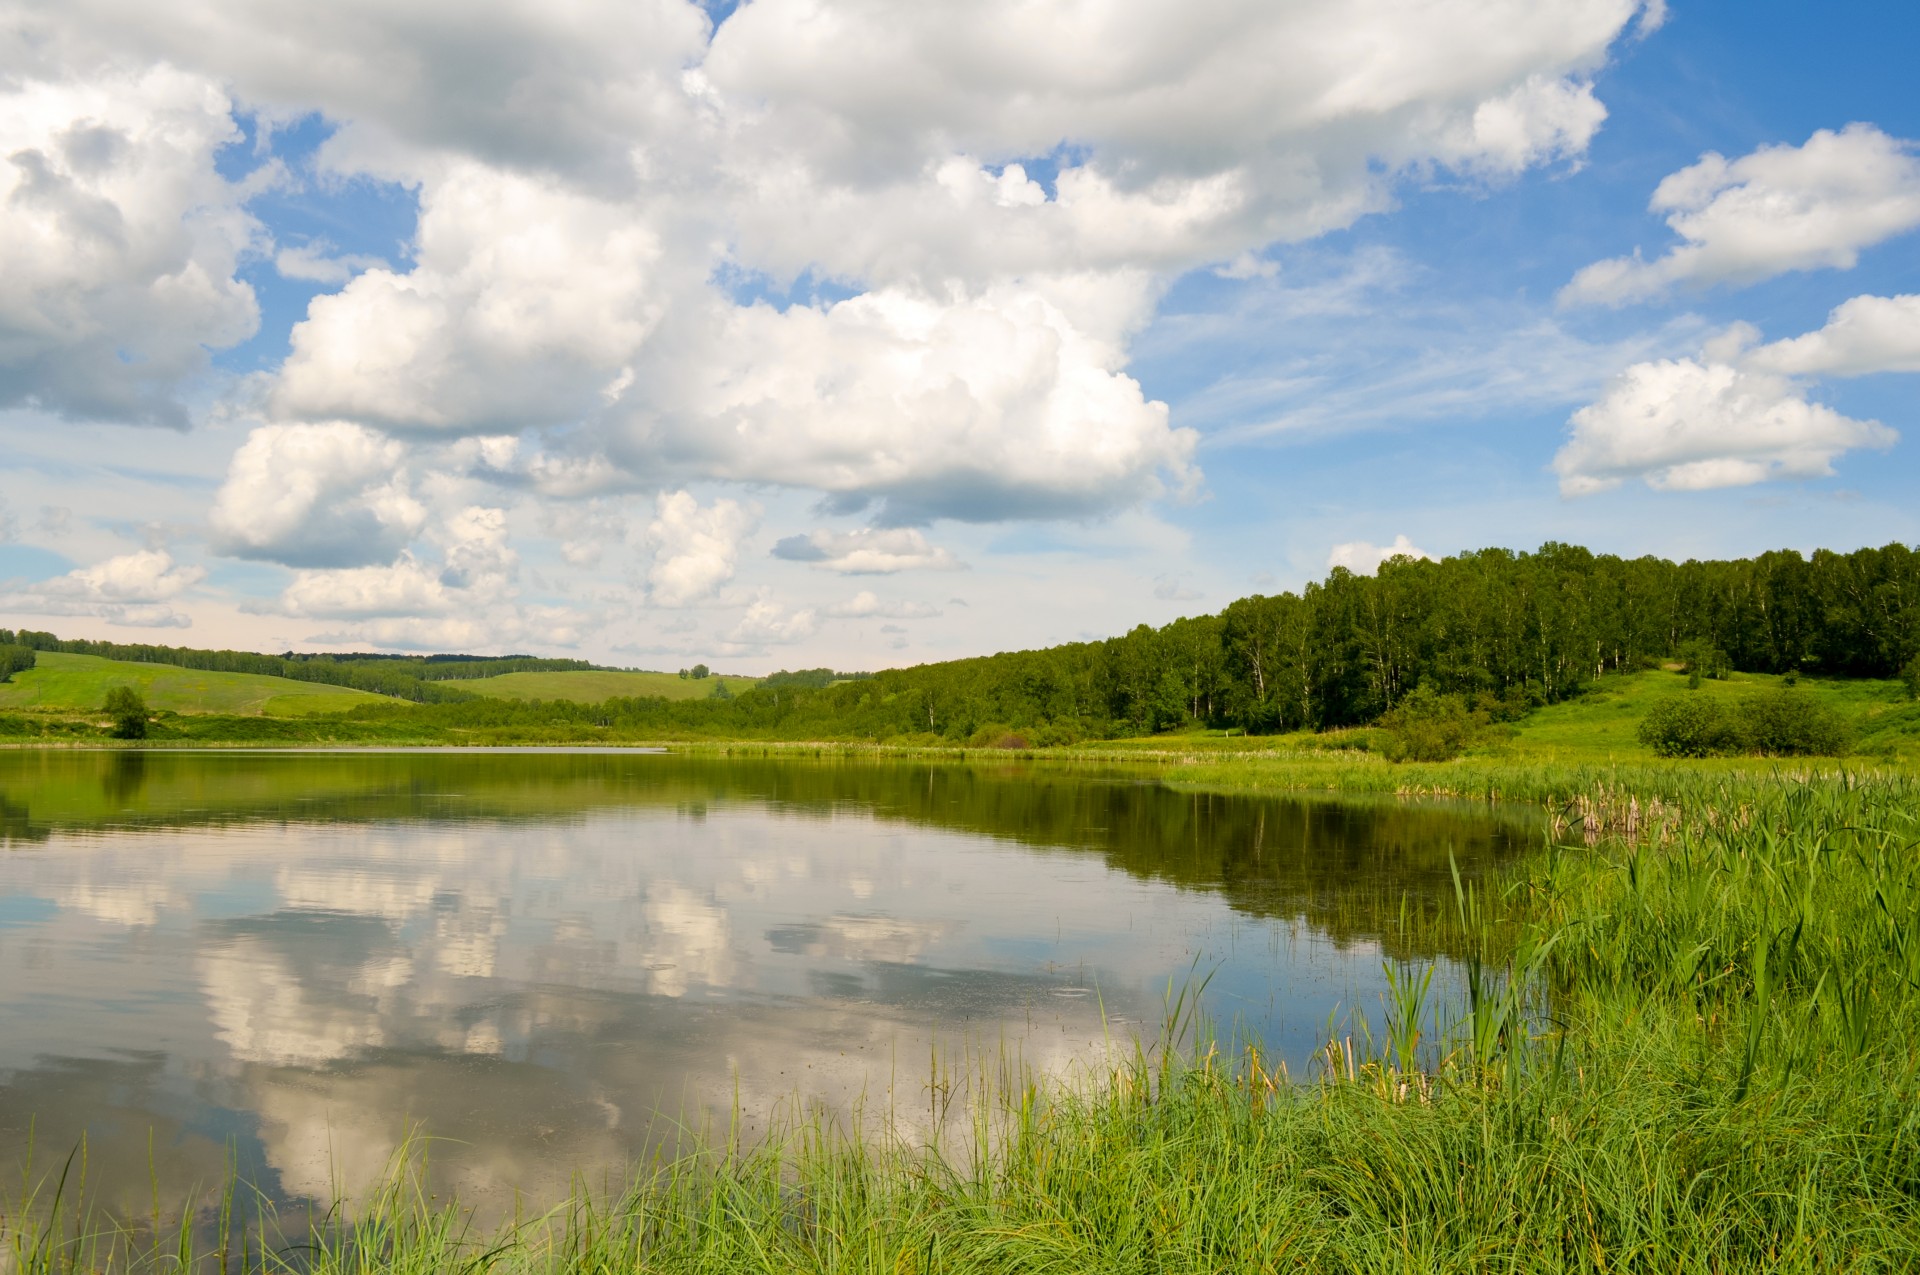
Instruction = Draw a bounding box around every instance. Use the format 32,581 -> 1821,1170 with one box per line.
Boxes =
0,749 -> 1535,1213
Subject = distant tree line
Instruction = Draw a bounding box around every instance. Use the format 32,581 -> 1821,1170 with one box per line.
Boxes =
331,541 -> 1920,743
762,668 -> 873,690
8,542 -> 1916,741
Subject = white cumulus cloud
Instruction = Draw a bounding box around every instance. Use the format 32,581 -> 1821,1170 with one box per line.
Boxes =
1744,293 -> 1920,378
726,595 -> 818,647
0,0 -> 1675,646
266,505 -> 518,618
643,491 -> 757,607
271,163 -> 672,436
1557,293 -> 1920,495
614,284 -> 1198,524
1,548 -> 205,627
1562,124 -> 1920,306
1554,358 -> 1895,494
0,66 -> 262,425
210,422 -> 426,567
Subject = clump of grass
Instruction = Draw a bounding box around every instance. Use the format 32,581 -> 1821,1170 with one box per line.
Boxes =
9,772 -> 1920,1272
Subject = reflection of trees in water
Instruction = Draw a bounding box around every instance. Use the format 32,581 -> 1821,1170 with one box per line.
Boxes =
0,753 -> 1534,955
0,791 -> 41,844
101,750 -> 148,808
0,751 -> 1538,1226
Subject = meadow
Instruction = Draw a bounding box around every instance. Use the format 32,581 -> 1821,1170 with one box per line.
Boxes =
457,668 -> 759,702
0,652 -> 391,717
8,765 -> 1916,1273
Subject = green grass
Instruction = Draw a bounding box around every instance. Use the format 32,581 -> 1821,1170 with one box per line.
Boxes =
9,769 -> 1920,1272
0,652 -> 392,717
457,669 -> 760,702
1490,666 -> 1915,762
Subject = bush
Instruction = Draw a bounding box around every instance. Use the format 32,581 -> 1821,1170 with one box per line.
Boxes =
1640,687 -> 1852,758
102,685 -> 150,739
0,643 -> 34,683
1638,694 -> 1743,758
1737,687 -> 1851,756
1904,653 -> 1920,702
1378,686 -> 1483,762
968,723 -> 1030,749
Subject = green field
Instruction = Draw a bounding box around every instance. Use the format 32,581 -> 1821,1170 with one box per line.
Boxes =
0,651 -> 393,717
1493,665 -> 1918,761
1079,667 -> 1919,768
458,668 -> 760,702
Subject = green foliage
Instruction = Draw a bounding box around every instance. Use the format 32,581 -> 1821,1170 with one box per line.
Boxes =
1640,687 -> 1852,757
1377,685 -> 1484,761
101,685 -> 149,739
1904,652 -> 1920,701
706,677 -> 733,700
9,536 -> 1920,742
1638,694 -> 1744,757
0,643 -> 34,683
1677,637 -> 1730,679
966,722 -> 1030,748
761,667 -> 839,690
1738,686 -> 1852,756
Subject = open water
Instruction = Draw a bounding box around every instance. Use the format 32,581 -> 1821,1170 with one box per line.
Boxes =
0,748 -> 1535,1213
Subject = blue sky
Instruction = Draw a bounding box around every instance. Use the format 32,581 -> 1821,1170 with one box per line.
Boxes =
2,0 -> 1918,666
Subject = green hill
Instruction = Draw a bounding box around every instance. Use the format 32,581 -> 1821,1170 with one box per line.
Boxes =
459,669 -> 760,703
1493,667 -> 1917,762
0,652 -> 396,717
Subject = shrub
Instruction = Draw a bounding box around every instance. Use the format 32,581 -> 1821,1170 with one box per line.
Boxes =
1904,653 -> 1920,702
1640,688 -> 1852,758
1737,687 -> 1851,756
102,685 -> 150,740
1378,686 -> 1483,762
1638,694 -> 1743,758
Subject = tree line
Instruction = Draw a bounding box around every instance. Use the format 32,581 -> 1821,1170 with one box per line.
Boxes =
306,541 -> 1913,744
7,540 -> 1916,742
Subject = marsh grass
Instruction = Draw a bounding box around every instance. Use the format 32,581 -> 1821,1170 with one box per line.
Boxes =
8,772 -> 1920,1272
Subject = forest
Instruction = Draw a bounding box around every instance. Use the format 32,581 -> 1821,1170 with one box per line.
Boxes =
353,540 -> 1920,743
6,540 -> 1917,743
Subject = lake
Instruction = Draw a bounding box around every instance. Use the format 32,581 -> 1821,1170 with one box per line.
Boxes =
0,748 -> 1536,1216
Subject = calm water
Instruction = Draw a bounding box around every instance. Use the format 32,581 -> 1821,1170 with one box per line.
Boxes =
0,749 -> 1535,1213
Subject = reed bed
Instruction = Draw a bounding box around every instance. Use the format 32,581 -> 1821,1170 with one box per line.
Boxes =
8,771 -> 1919,1272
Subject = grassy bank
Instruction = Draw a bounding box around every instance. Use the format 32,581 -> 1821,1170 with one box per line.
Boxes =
10,769 -> 1918,1272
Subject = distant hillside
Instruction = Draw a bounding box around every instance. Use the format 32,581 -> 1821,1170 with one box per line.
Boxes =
0,628 -> 606,703
0,652 -> 396,717
460,669 -> 760,703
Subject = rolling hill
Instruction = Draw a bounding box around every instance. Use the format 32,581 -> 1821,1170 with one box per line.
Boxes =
0,652 -> 397,717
